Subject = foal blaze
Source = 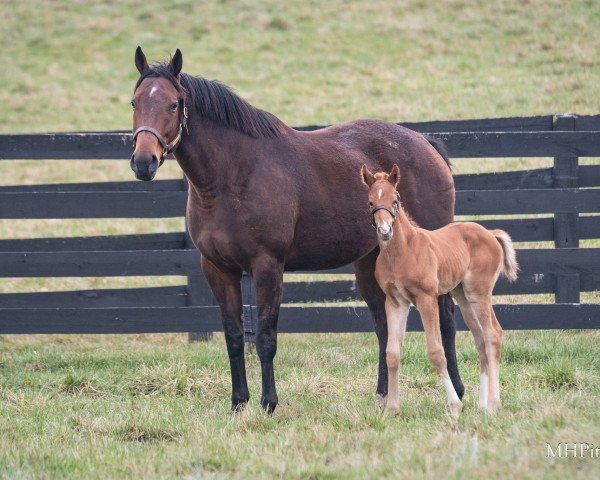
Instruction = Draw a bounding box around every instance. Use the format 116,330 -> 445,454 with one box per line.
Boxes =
361,164 -> 519,417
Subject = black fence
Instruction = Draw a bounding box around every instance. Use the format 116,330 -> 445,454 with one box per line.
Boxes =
0,114 -> 599,335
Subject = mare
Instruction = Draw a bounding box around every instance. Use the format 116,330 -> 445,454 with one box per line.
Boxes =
361,165 -> 518,415
130,47 -> 464,412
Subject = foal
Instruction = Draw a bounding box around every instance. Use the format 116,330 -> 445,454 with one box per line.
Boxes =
361,165 -> 518,416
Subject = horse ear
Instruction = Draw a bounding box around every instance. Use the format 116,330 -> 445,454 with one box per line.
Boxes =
361,165 -> 376,188
135,46 -> 149,75
169,49 -> 183,77
388,164 -> 400,187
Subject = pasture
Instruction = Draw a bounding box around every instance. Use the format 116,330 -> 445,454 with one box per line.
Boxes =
0,332 -> 598,478
1,0 -> 599,478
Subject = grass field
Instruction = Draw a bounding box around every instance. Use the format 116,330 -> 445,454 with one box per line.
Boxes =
1,0 -> 599,478
1,331 -> 599,479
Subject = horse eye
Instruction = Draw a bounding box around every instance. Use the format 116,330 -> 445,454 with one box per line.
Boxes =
368,201 -> 373,207
169,102 -> 178,111
130,100 -> 136,109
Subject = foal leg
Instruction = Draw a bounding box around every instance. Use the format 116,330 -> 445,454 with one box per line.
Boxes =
453,285 -> 489,410
201,257 -> 248,411
354,248 -> 389,402
250,254 -> 285,413
384,296 -> 410,414
487,305 -> 503,411
464,290 -> 502,412
416,294 -> 463,417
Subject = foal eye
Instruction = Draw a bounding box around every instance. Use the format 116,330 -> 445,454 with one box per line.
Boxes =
169,102 -> 178,111
368,201 -> 373,207
130,100 -> 136,109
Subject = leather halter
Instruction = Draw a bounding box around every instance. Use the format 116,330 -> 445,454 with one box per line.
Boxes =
132,103 -> 188,166
370,191 -> 400,228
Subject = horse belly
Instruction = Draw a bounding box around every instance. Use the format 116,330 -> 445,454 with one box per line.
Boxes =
284,224 -> 376,271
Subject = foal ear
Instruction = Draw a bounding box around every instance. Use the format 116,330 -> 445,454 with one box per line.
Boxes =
388,164 -> 400,187
135,46 -> 149,75
360,164 -> 376,188
169,48 -> 183,77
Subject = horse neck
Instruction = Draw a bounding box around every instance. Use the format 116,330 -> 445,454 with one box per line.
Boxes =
174,115 -> 256,194
387,205 -> 418,252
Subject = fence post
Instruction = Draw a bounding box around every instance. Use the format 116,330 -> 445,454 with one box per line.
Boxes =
183,176 -> 215,342
552,114 -> 580,303
242,273 -> 257,344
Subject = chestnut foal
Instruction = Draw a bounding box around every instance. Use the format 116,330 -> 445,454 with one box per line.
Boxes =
361,165 -> 518,416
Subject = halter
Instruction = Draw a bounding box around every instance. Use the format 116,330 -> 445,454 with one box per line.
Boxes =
370,191 -> 400,228
132,102 -> 189,166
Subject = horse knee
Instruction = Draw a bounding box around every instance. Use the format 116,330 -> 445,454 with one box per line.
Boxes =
256,330 -> 277,363
224,330 -> 245,358
484,330 -> 502,363
427,347 -> 446,374
386,348 -> 400,370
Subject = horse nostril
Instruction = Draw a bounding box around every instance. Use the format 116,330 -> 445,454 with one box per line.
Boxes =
130,156 -> 138,173
148,155 -> 159,174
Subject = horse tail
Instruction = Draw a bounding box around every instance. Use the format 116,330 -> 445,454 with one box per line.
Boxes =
424,135 -> 451,170
491,229 -> 519,283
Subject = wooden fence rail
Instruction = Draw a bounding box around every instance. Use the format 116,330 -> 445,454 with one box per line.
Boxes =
0,114 -> 598,336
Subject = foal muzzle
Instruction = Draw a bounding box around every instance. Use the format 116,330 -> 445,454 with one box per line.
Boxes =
370,205 -> 397,228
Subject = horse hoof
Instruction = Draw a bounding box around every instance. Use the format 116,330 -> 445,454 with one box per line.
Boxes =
231,400 -> 248,413
261,395 -> 278,414
384,404 -> 400,416
485,400 -> 501,413
448,400 -> 463,418
375,393 -> 387,409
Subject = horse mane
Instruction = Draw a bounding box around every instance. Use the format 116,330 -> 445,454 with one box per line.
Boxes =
399,202 -> 420,228
423,135 -> 452,170
135,63 -> 285,138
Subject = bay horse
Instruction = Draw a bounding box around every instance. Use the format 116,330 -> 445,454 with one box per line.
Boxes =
361,165 -> 518,415
130,47 -> 464,412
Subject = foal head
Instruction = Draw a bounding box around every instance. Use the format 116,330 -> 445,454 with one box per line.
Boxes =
360,164 -> 400,242
130,47 -> 187,181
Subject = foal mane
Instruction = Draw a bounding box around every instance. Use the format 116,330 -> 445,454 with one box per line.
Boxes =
135,63 -> 285,138
399,203 -> 420,228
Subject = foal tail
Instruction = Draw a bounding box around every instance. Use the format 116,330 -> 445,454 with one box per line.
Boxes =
491,229 -> 519,283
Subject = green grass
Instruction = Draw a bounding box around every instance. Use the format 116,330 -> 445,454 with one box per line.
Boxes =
1,331 -> 599,478
1,0 -> 598,133
0,0 -> 599,477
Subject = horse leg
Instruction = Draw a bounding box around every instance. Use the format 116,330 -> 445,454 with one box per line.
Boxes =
488,304 -> 503,411
384,296 -> 410,414
439,293 -> 464,400
416,294 -> 463,417
453,285 -> 489,410
201,256 -> 248,411
462,289 -> 502,413
354,248 -> 388,402
250,254 -> 284,413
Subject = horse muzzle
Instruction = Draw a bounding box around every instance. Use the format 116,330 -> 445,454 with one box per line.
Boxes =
130,153 -> 159,181
377,224 -> 393,242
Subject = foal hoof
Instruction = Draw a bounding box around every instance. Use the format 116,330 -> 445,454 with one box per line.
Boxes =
384,404 -> 400,416
484,399 -> 502,414
375,393 -> 387,409
447,400 -> 463,419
